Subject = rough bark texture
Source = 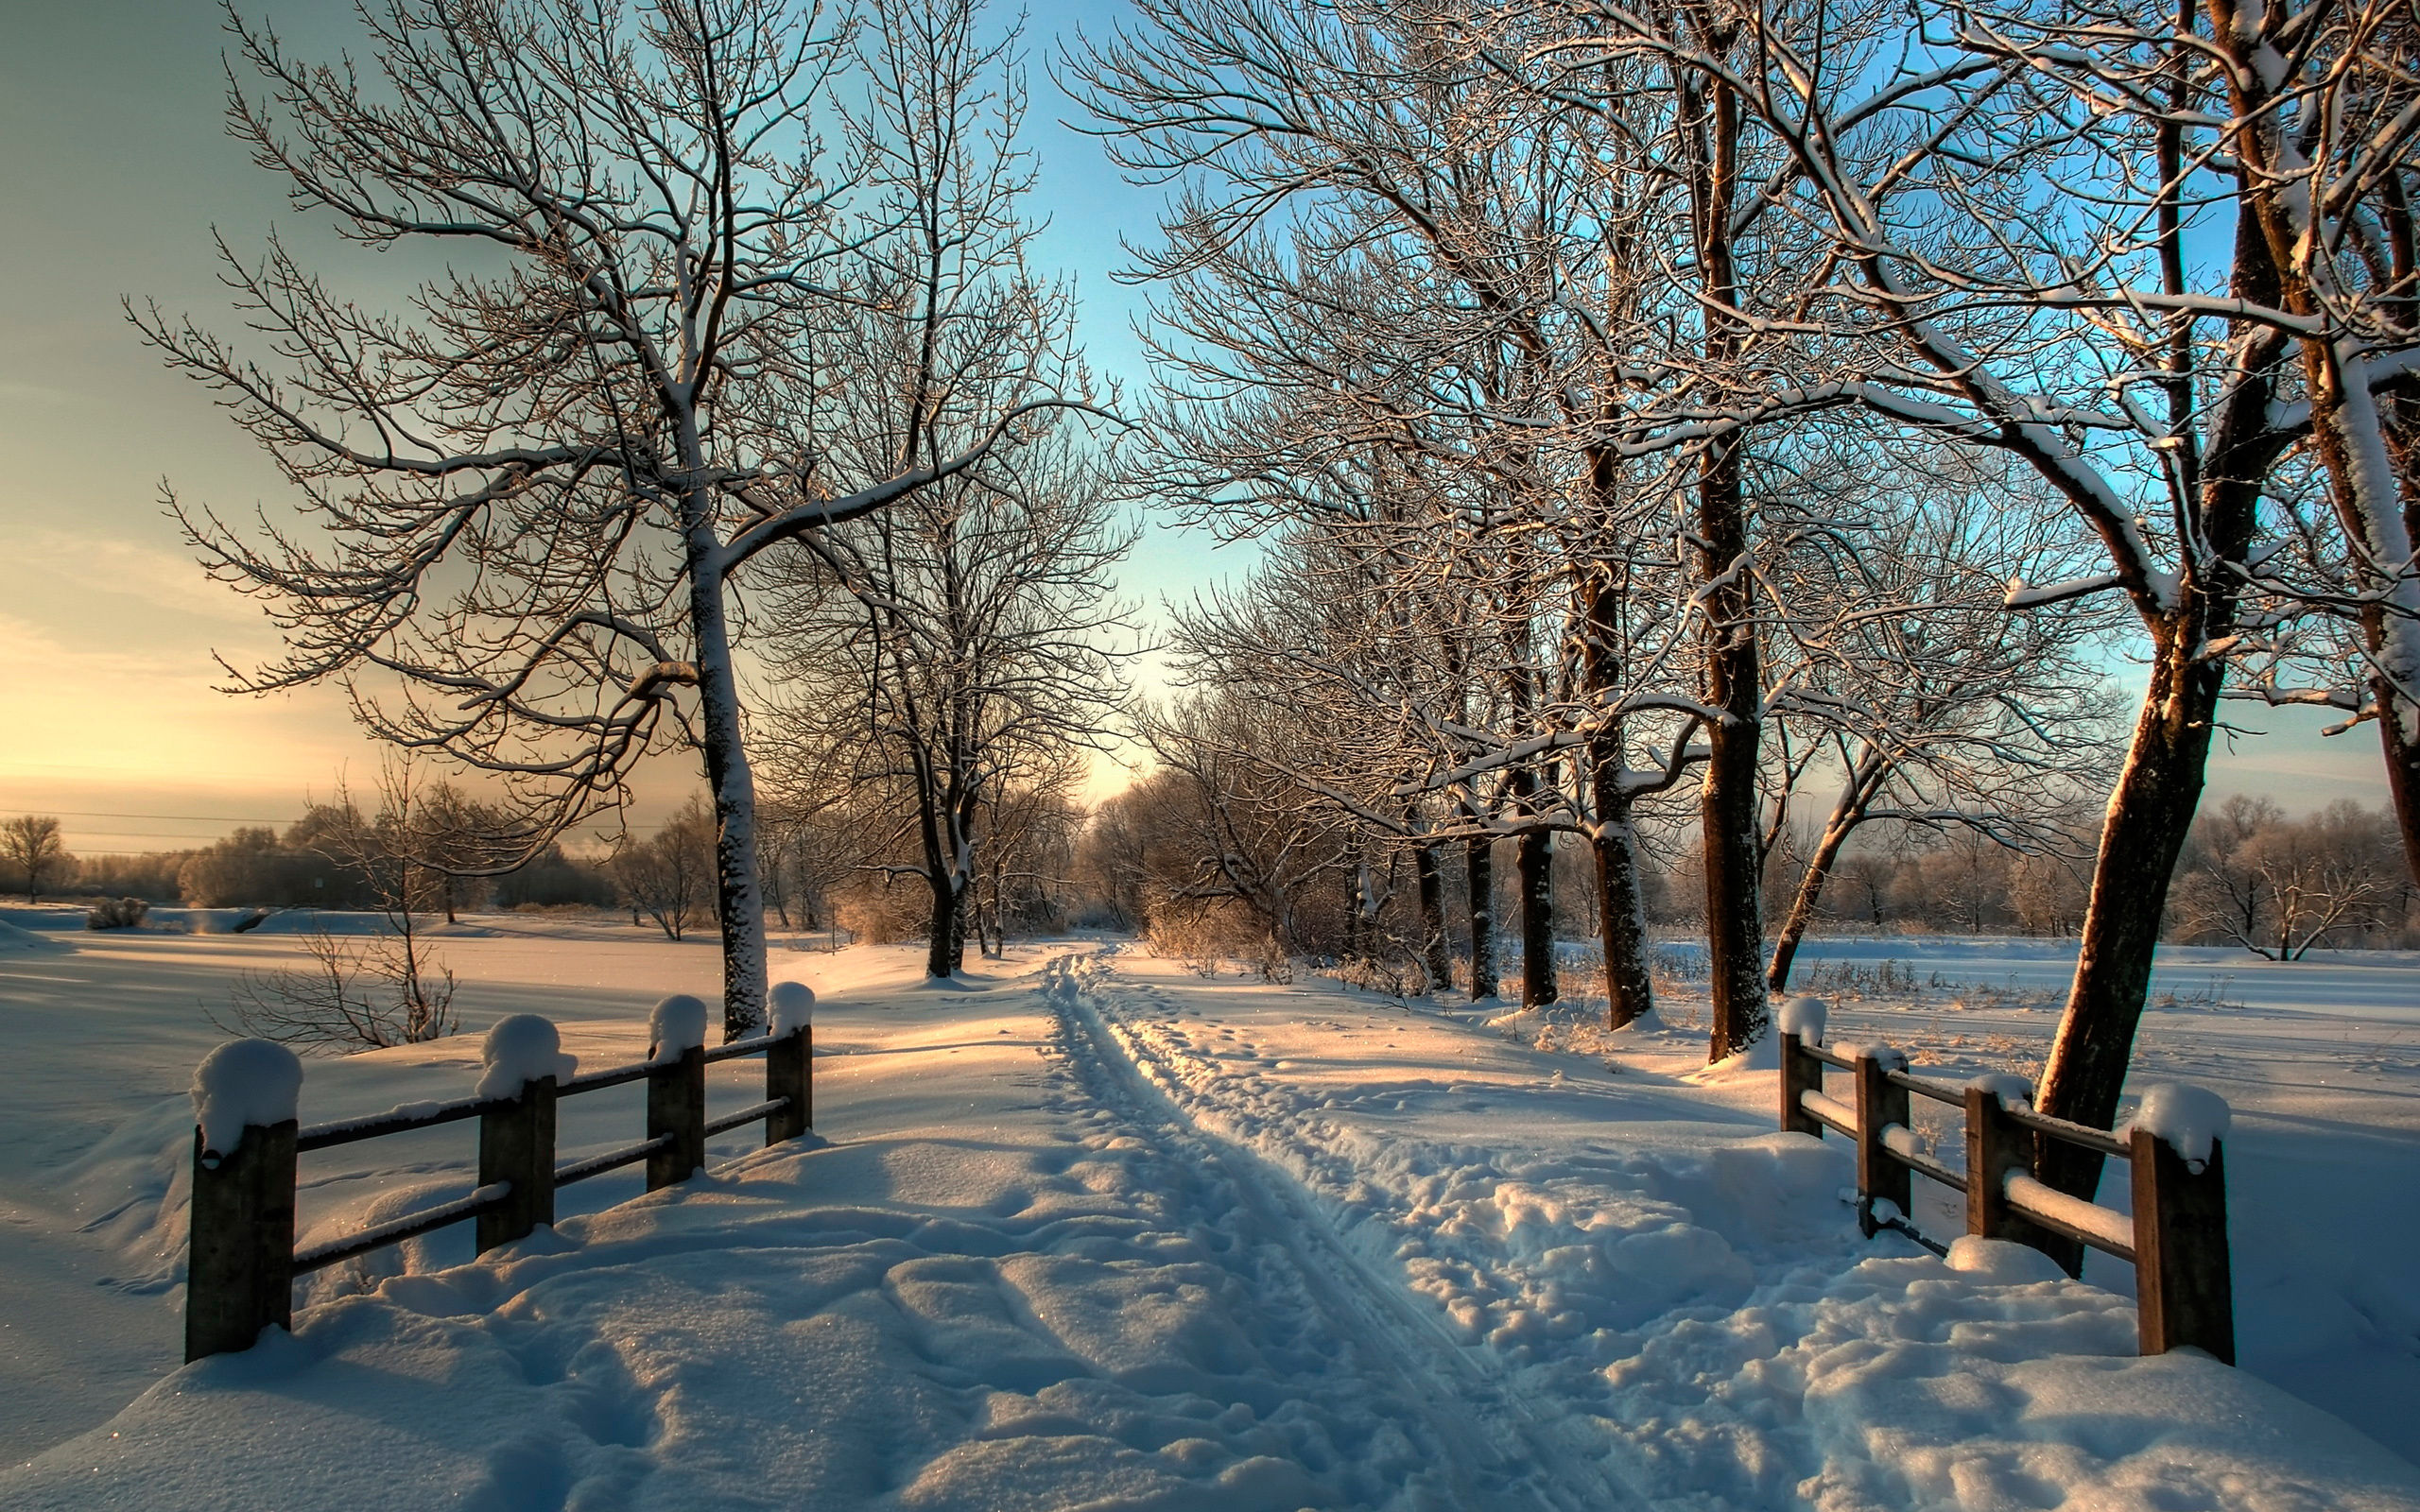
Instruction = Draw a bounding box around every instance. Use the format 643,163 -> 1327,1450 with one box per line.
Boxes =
1575,552 -> 1656,1028
2035,630 -> 2219,1183
2378,647 -> 2420,888
925,872 -> 965,980
1680,42 -> 1767,1060
686,514 -> 769,1041
1416,841 -> 1454,992
1590,767 -> 1656,1028
1466,835 -> 1498,999
1517,824 -> 1558,1006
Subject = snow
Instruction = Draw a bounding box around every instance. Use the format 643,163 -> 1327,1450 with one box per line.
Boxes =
1969,1072 -> 2035,1108
1805,1088 -> 1859,1130
0,921 -> 2416,1505
0,918 -> 67,952
1946,1233 -> 2071,1283
189,1040 -> 303,1156
2006,1173 -> 2138,1255
769,978 -> 815,1034
645,994 -> 708,1062
1778,991 -> 1828,1041
2131,1081 -> 2233,1167
1837,1039 -> 1910,1071
474,1014 -> 578,1098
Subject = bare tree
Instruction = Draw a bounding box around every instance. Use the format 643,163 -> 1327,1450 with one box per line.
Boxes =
218,763 -> 458,1052
1756,449 -> 2124,990
2173,798 -> 2406,957
611,797 -> 717,941
765,414 -> 1130,977
1,816 -> 70,904
139,0 -> 1089,1038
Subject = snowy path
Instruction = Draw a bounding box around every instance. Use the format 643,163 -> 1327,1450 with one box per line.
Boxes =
1041,950 -> 1615,1509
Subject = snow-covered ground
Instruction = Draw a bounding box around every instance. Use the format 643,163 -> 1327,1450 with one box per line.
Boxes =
0,912 -> 2414,1508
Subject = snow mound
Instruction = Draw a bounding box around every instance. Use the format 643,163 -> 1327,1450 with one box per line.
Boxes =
191,1040 -> 303,1156
646,994 -> 708,1062
474,1015 -> 576,1098
1778,993 -> 1828,1042
1946,1233 -> 2070,1283
0,918 -> 68,952
769,980 -> 815,1034
1686,1030 -> 1779,1079
2131,1081 -> 2232,1167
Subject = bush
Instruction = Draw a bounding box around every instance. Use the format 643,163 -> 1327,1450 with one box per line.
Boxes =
86,896 -> 150,930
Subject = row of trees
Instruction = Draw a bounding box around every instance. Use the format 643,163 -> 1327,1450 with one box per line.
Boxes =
1049,0 -> 2420,1220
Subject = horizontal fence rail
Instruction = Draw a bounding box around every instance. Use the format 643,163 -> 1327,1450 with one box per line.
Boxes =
1779,1024 -> 2233,1364
185,1011 -> 816,1362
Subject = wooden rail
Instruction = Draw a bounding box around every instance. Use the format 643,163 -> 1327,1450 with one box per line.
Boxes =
1780,1029 -> 2233,1364
184,1020 -> 814,1362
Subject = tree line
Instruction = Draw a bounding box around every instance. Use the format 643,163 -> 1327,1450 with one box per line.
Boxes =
137,0 -> 2420,1218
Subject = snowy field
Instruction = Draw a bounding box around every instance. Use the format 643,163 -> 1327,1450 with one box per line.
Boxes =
0,910 -> 2414,1509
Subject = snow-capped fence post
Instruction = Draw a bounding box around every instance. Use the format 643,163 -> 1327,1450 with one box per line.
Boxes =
473,1016 -> 573,1253
647,1047 -> 708,1189
184,1040 -> 302,1361
2130,1087 -> 2235,1362
1778,1033 -> 1823,1138
1777,997 -> 1826,1139
1852,1047 -> 1910,1239
766,981 -> 815,1143
1964,1084 -> 2058,1264
475,1077 -> 557,1251
184,1118 -> 299,1361
645,995 -> 711,1189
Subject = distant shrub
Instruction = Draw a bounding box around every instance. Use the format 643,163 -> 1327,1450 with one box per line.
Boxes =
86,896 -> 149,930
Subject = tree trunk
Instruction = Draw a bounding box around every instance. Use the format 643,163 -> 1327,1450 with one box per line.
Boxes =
1467,835 -> 1498,999
2033,627 -> 2219,1214
2377,705 -> 2420,888
1518,824 -> 1557,1006
686,523 -> 769,1041
1680,43 -> 1766,1060
1591,772 -> 1656,1028
2032,206 -> 2289,1227
1415,840 -> 1452,992
1768,753 -> 1887,994
925,870 -> 961,979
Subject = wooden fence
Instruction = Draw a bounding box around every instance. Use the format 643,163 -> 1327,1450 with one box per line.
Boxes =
184,1022 -> 813,1362
1780,1028 -> 2234,1363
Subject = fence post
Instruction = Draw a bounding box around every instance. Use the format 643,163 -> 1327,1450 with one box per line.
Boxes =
648,1045 -> 707,1190
183,1118 -> 298,1362
766,1023 -> 811,1143
476,1075 -> 557,1252
1964,1085 -> 2059,1264
1779,1033 -> 1823,1138
2131,1126 -> 2234,1362
1853,1047 -> 1911,1238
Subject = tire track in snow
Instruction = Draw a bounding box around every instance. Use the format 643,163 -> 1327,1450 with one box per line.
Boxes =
1042,950 -> 1621,1512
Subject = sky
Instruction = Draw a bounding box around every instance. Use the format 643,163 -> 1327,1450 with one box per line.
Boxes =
0,0 -> 2393,863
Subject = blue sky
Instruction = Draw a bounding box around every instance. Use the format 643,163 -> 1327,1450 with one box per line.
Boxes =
0,0 -> 2388,858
